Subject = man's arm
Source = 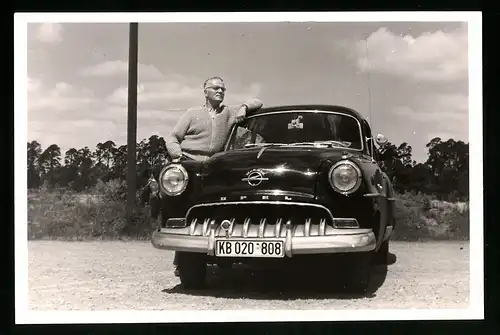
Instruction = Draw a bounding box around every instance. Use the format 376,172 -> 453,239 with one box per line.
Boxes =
165,109 -> 193,160
229,98 -> 264,125
241,98 -> 264,112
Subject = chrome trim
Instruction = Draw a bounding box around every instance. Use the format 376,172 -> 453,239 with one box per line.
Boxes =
185,201 -> 361,229
208,220 -> 216,256
257,146 -> 267,159
319,218 -> 326,236
165,218 -> 186,227
285,220 -> 293,257
363,193 -> 384,198
258,218 -> 266,238
336,218 -> 360,228
241,169 -> 269,187
186,201 -> 336,224
202,218 -> 210,236
243,217 -> 251,237
328,160 -> 363,195
220,219 -> 231,230
224,110 -> 365,153
189,218 -> 197,235
228,217 -> 235,236
304,218 -> 311,237
383,226 -> 394,242
275,218 -> 283,237
158,164 -> 189,196
221,219 -> 231,238
178,217 -> 360,236
152,229 -> 377,254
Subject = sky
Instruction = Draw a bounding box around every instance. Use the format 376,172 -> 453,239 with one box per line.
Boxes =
27,21 -> 469,164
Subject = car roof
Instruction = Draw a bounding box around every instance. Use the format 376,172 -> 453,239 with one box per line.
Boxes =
246,104 -> 367,123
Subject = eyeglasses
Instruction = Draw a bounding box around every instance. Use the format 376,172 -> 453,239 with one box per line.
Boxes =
206,86 -> 226,92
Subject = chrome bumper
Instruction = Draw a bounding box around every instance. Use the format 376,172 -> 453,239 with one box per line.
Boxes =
151,226 -> 376,255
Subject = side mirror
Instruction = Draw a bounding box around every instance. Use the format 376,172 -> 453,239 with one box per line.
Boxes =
375,133 -> 388,146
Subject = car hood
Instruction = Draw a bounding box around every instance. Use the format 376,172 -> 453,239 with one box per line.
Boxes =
198,146 -> 367,201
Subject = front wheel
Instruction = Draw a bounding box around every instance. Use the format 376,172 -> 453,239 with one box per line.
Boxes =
342,252 -> 372,294
176,252 -> 207,289
373,240 -> 389,265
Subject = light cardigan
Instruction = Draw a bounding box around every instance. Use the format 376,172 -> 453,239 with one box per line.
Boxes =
165,98 -> 263,160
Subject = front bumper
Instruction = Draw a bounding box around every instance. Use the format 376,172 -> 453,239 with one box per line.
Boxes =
151,226 -> 376,255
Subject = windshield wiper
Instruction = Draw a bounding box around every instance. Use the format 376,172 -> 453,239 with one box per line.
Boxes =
286,141 -> 351,148
244,143 -> 287,148
315,140 -> 352,147
244,141 -> 351,148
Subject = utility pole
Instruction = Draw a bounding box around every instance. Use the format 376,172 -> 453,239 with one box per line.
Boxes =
126,22 -> 138,227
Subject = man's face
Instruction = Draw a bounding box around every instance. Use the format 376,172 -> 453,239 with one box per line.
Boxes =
204,78 -> 226,103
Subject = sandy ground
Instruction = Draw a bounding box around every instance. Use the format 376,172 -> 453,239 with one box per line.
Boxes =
28,240 -> 470,310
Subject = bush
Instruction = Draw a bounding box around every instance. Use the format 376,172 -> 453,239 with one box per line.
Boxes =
391,191 -> 469,241
27,185 -> 469,241
28,179 -> 155,240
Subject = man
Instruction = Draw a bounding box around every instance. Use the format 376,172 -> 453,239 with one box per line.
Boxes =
165,76 -> 263,276
165,76 -> 263,162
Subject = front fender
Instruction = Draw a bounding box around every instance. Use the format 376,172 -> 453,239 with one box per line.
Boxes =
153,159 -> 204,227
355,158 -> 392,249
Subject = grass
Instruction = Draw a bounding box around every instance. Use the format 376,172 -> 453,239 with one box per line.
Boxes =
27,180 -> 470,241
391,191 -> 469,241
27,180 -> 154,241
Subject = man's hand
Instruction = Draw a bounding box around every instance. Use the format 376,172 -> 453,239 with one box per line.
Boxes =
234,105 -> 247,124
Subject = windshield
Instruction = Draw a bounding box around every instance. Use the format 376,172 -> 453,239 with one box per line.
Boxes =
226,111 -> 364,151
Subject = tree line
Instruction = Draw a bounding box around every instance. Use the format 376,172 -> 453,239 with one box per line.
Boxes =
27,135 -> 469,201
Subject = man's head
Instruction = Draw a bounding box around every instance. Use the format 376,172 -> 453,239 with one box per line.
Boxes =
203,76 -> 226,106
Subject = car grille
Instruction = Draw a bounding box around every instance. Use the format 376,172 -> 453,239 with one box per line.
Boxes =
184,202 -> 359,238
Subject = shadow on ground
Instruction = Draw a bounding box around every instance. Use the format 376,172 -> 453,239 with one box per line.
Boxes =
162,252 -> 397,300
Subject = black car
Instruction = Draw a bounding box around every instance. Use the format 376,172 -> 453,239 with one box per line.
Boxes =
149,105 -> 396,292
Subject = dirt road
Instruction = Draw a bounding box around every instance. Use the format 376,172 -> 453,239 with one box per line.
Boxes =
28,240 -> 470,310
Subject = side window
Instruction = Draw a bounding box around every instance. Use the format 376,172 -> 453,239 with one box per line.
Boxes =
227,125 -> 264,150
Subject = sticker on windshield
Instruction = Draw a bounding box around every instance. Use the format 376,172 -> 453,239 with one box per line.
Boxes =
288,115 -> 304,129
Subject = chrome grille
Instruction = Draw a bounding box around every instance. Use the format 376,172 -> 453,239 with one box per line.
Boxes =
184,202 -> 359,237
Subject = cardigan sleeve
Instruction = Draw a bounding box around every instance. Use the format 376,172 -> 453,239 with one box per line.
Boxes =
165,109 -> 193,159
227,98 -> 263,125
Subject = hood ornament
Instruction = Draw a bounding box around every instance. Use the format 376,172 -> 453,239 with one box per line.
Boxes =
242,169 -> 268,187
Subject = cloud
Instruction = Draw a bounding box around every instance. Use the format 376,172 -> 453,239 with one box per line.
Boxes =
105,79 -> 262,109
354,24 -> 468,82
394,92 -> 467,119
78,60 -> 164,80
34,23 -> 63,44
28,79 -> 99,117
393,92 -> 468,140
105,81 -> 200,107
28,74 -> 262,154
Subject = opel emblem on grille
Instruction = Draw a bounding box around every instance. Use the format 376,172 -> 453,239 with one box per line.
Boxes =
242,169 -> 268,186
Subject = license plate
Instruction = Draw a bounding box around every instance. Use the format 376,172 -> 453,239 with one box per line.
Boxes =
215,239 -> 285,258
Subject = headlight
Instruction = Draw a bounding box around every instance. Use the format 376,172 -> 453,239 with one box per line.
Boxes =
328,160 -> 362,195
159,164 -> 189,196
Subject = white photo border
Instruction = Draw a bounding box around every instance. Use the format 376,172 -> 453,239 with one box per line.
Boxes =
14,11 -> 483,324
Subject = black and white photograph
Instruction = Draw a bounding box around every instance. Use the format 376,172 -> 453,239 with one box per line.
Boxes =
15,12 -> 483,323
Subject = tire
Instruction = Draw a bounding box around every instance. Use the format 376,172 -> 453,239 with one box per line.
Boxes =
373,239 -> 389,265
176,252 -> 207,290
342,252 -> 372,294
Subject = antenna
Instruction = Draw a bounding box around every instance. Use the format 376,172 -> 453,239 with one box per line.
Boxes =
363,35 -> 374,130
